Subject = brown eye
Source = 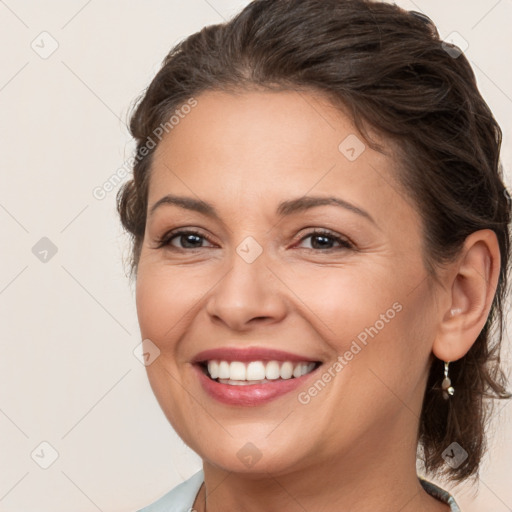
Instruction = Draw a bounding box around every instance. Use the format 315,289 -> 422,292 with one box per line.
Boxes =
155,229 -> 215,250
296,230 -> 353,251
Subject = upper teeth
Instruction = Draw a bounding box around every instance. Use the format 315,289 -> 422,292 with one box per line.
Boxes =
206,360 -> 316,381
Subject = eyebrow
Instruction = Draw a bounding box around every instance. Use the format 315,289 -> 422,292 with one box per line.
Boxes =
148,194 -> 376,225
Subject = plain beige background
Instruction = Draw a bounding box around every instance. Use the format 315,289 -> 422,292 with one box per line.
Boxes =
0,1 -> 511,511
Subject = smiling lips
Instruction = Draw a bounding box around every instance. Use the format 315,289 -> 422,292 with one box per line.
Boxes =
192,346 -> 322,405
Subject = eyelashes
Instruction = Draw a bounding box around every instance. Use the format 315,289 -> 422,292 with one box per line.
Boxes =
153,228 -> 354,252
294,229 -> 353,251
154,229 -> 214,250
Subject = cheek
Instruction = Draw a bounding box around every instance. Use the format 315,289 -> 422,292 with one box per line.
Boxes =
291,263 -> 431,387
135,288 -> 182,367
354,286 -> 435,411
135,271 -> 172,342
135,263 -> 207,345
287,263 -> 401,346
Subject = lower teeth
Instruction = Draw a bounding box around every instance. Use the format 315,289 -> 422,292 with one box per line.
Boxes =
217,378 -> 288,385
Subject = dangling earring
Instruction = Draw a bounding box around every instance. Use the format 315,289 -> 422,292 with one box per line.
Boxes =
442,361 -> 455,400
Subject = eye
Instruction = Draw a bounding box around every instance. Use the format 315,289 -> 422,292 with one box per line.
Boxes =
154,229 -> 215,250
295,229 -> 353,251
153,228 -> 353,252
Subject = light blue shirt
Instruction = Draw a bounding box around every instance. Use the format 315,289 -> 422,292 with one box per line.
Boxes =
137,469 -> 461,511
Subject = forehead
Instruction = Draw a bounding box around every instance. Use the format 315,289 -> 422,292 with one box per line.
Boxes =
153,90 -> 384,183
148,89 -> 418,231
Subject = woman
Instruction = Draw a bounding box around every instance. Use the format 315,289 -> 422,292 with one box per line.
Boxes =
117,1 -> 511,510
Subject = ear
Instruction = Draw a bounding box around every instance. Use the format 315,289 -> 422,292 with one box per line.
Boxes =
432,229 -> 501,362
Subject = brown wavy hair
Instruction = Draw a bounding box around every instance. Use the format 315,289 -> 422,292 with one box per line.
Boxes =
117,0 -> 511,483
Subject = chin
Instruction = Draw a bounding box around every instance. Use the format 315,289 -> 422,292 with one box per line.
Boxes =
189,431 -> 315,477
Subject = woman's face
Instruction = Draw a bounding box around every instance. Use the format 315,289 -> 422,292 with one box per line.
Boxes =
136,89 -> 442,475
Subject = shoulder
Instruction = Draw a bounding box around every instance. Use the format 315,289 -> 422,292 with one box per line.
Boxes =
419,477 -> 462,512
136,469 -> 204,512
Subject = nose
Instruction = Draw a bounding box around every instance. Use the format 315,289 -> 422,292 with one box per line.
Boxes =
205,247 -> 288,332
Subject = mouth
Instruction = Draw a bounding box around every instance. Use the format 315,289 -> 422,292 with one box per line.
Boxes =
191,347 -> 325,405
196,359 -> 322,386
